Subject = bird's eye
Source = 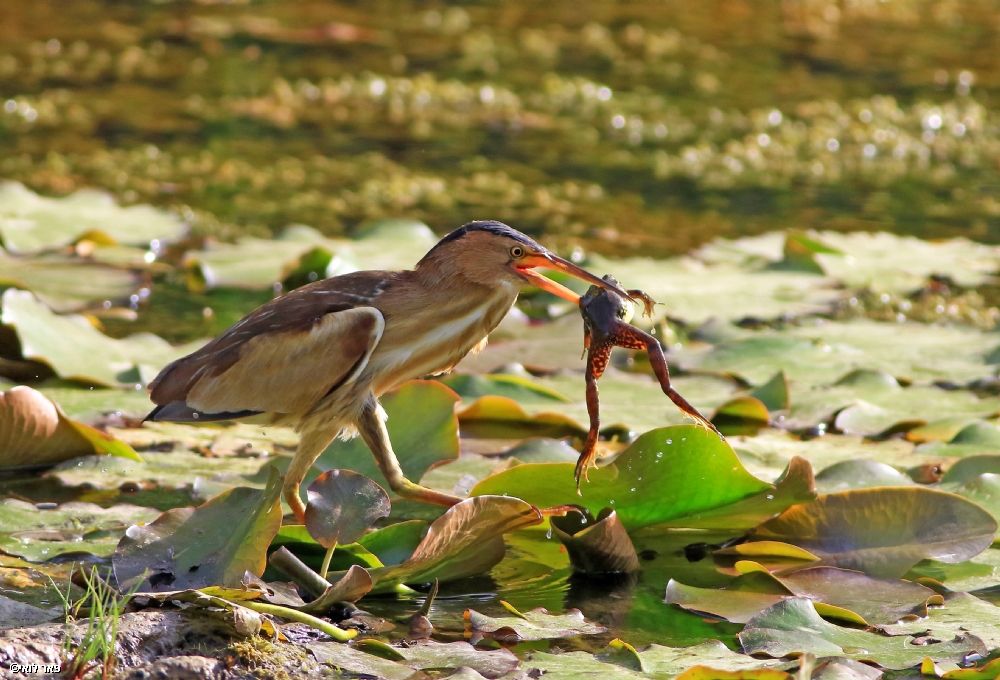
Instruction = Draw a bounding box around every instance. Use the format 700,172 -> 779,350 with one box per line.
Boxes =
510,246 -> 524,258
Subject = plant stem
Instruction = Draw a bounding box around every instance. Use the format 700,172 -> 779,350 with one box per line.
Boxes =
268,546 -> 329,599
238,600 -> 357,642
320,541 -> 338,580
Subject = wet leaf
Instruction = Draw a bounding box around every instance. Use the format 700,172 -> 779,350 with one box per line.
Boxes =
0,182 -> 187,254
551,507 -> 640,574
739,598 -> 985,669
0,499 -> 160,562
304,470 -> 390,548
1,289 -> 206,386
753,488 -> 998,578
317,380 -> 460,488
113,466 -> 283,591
473,425 -> 806,531
0,385 -> 141,468
465,600 -> 606,641
366,495 -> 542,589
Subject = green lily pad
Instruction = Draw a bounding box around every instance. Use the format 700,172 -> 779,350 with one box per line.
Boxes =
942,456 -> 1000,485
753,487 -> 998,577
0,247 -> 142,313
0,499 -> 161,562
113,466 -> 284,591
465,600 -> 606,641
33,381 -> 155,422
366,495 -> 542,590
0,384 -> 141,468
317,380 -> 460,488
457,395 -> 587,439
814,460 -> 915,494
948,474 -> 1000,534
874,591 -> 1000,652
739,597 -> 984,669
750,371 -> 790,412
418,454 -> 512,497
504,437 -> 582,463
667,565 -> 939,625
304,470 -> 391,548
438,373 -> 570,403
711,396 -> 770,436
473,425 -> 802,532
0,182 -> 187,254
1,289 -> 206,387
309,639 -> 518,679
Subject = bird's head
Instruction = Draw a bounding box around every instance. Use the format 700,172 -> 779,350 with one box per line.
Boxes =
417,220 -> 630,302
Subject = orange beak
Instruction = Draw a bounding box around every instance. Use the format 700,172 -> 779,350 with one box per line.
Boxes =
515,252 -> 632,303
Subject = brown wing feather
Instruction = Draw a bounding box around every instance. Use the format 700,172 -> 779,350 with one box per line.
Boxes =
148,270 -> 397,412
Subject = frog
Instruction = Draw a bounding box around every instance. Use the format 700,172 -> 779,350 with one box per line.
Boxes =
576,275 -> 721,490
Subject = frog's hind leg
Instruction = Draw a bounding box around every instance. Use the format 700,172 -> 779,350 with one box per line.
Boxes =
575,341 -> 612,492
612,325 -> 722,438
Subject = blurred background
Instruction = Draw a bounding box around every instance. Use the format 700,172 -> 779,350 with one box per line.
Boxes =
2,0 -> 998,261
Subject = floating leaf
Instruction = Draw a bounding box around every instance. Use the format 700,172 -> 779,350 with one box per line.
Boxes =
366,495 -> 542,590
0,247 -> 142,313
0,499 -> 160,562
750,371 -> 790,412
309,639 -> 518,679
317,380 -> 460,488
474,425 -> 806,532
739,598 -> 984,669
875,592 -> 1000,650
711,396 -> 770,436
0,595 -> 61,630
114,467 -> 283,591
437,372 -> 570,403
713,541 -> 821,574
753,487 -> 998,577
550,507 -> 639,574
0,385 -> 141,468
457,395 -> 586,439
304,470 -> 390,548
1,289 -> 206,386
943,456 -> 1000,485
676,667 -> 792,680
0,182 -> 187,254
668,564 -> 939,625
465,601 -> 606,641
814,460 -> 915,494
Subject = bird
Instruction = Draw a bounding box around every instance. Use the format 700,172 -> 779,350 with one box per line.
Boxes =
146,220 -> 630,521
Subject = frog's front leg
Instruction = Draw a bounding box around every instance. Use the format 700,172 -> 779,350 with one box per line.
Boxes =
575,340 -> 613,491
611,322 -> 722,437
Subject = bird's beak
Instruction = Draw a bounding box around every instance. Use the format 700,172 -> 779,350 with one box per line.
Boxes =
516,252 -> 632,303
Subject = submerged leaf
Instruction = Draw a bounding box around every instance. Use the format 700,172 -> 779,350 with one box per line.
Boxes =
114,467 -> 283,591
0,385 -> 140,468
753,487 -> 998,577
465,601 -> 606,641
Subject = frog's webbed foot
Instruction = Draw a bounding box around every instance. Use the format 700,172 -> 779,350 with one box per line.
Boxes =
626,289 -> 660,319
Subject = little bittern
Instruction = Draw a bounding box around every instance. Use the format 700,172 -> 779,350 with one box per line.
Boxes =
576,275 -> 720,488
147,221 -> 628,520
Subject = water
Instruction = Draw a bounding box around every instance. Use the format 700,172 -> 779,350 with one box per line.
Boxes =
2,1 -> 999,260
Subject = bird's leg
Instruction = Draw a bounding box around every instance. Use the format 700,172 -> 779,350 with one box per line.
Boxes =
284,428 -> 338,522
575,341 -> 612,491
613,324 -> 721,436
356,396 -> 462,507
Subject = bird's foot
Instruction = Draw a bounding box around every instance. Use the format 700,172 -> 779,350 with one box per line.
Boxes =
393,478 -> 462,507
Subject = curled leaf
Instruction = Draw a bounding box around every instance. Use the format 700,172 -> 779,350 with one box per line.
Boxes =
550,507 -> 639,574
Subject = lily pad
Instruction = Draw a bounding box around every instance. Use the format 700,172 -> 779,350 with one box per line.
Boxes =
0,499 -> 161,562
0,182 -> 187,254
0,247 -> 142,313
438,372 -> 570,403
753,487 -> 998,577
739,597 -> 984,669
457,395 -> 587,439
465,600 -> 606,641
473,425 -> 802,532
304,470 -> 390,548
814,460 -> 915,494
0,385 -> 141,468
1,289 -> 206,387
309,638 -> 518,679
366,495 -> 542,589
317,380 -> 460,488
113,466 -> 283,591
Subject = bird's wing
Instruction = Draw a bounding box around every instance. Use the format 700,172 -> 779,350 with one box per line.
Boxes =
148,272 -> 392,416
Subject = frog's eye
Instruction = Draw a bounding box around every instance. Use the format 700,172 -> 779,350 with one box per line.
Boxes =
510,246 -> 525,258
